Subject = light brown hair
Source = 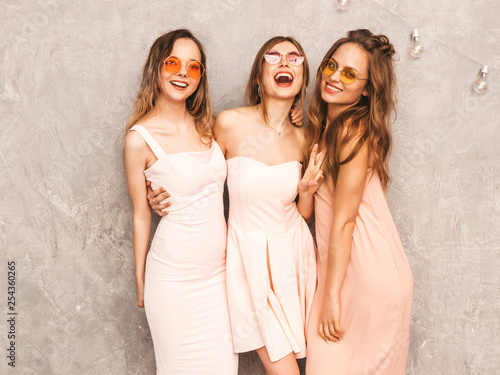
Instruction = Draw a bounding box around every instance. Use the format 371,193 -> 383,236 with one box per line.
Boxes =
244,36 -> 309,124
124,29 -> 213,140
305,29 -> 397,190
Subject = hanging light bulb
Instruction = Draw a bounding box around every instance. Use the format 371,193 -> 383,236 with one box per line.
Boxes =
409,28 -> 425,58
473,65 -> 488,94
336,0 -> 350,11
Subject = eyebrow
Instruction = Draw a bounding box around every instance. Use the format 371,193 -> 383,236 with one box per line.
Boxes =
268,49 -> 301,54
167,55 -> 201,62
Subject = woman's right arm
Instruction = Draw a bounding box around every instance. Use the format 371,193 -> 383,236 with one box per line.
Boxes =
123,132 -> 153,308
297,144 -> 325,221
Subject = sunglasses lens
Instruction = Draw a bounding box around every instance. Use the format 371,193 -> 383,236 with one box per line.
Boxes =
164,57 -> 181,73
341,68 -> 357,84
287,52 -> 304,66
188,61 -> 204,79
264,50 -> 281,64
321,59 -> 336,76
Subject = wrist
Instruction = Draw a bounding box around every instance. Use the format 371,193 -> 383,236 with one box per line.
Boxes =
299,190 -> 314,199
324,286 -> 340,301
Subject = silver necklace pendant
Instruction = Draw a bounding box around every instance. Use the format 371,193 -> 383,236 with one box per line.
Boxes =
256,105 -> 288,138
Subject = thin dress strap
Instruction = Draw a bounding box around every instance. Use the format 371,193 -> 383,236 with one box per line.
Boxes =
128,125 -> 168,159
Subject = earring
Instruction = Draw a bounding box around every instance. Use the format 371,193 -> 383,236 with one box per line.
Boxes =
257,85 -> 261,97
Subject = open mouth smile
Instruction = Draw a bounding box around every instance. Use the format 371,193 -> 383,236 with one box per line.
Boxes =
325,82 -> 343,94
274,71 -> 294,87
170,81 -> 188,90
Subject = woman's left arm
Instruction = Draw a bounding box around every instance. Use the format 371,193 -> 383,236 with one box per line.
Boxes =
319,140 -> 369,343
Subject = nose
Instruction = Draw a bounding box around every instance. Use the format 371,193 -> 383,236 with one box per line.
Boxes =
177,62 -> 188,77
278,54 -> 289,67
329,68 -> 342,83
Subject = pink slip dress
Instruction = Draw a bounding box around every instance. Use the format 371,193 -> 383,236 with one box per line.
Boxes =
306,171 -> 414,375
128,125 -> 238,375
225,156 -> 317,362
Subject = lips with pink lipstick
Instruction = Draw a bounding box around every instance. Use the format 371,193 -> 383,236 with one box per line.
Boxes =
170,80 -> 189,90
274,71 -> 294,87
325,82 -> 343,94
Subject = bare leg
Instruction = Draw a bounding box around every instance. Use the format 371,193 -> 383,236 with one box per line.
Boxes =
256,346 -> 300,375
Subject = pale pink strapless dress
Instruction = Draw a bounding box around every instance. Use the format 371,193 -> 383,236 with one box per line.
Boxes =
306,171 -> 414,375
225,156 -> 317,362
128,125 -> 238,375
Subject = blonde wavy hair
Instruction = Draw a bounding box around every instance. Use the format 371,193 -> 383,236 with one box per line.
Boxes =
305,29 -> 397,190
124,29 -> 213,140
244,36 -> 309,124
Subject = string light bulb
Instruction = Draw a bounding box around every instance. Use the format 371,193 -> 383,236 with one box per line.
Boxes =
473,65 -> 488,94
336,0 -> 350,11
409,28 -> 425,58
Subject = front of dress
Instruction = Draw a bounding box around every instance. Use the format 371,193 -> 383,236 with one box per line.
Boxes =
225,156 -> 317,362
306,171 -> 414,375
129,125 -> 238,375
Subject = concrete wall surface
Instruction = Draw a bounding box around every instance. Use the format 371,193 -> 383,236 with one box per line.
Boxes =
1,0 -> 499,374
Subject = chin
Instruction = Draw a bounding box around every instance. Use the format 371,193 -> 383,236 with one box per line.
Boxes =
168,89 -> 196,101
320,91 -> 337,104
272,87 -> 301,100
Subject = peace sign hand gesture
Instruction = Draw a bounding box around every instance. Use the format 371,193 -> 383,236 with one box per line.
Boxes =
299,144 -> 325,196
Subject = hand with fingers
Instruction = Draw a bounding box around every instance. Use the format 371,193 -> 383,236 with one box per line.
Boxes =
319,296 -> 345,344
289,104 -> 304,126
298,144 -> 325,196
146,180 -> 171,216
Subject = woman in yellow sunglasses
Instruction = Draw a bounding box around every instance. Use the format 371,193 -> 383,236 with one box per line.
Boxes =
302,29 -> 414,374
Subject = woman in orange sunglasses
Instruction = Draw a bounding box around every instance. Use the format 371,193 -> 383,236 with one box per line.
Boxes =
123,29 -> 238,374
303,29 -> 414,375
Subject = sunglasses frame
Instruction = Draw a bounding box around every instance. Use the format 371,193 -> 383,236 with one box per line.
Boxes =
264,49 -> 305,66
320,58 -> 368,85
163,56 -> 205,79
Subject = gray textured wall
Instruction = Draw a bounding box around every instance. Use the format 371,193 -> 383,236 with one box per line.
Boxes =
1,0 -> 499,374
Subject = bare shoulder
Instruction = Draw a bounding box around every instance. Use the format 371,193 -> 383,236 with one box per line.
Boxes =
291,123 -> 306,139
216,107 -> 251,125
124,128 -> 147,151
215,106 -> 253,134
338,118 -> 369,162
289,123 -> 307,148
215,108 -> 237,130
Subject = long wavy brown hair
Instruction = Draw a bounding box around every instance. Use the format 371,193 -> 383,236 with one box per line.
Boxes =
305,29 -> 397,190
124,29 -> 213,140
245,36 -> 309,124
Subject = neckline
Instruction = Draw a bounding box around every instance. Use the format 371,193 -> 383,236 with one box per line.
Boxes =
133,124 -> 214,157
163,141 -> 215,156
227,155 -> 302,167
144,141 -> 220,175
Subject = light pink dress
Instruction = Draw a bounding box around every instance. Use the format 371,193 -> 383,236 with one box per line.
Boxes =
225,156 -> 317,362
128,125 -> 238,375
306,171 -> 414,375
